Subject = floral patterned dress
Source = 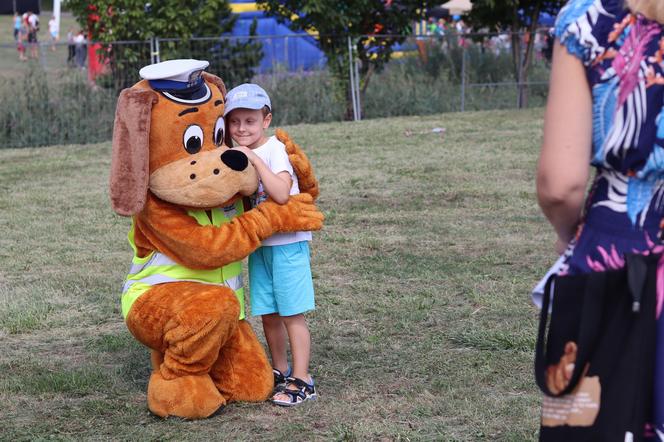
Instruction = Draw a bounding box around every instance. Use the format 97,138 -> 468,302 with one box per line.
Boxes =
556,0 -> 664,436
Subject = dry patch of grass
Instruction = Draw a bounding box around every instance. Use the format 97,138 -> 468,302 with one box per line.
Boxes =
0,109 -> 551,440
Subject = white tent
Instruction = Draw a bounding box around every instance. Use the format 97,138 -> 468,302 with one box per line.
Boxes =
441,0 -> 472,15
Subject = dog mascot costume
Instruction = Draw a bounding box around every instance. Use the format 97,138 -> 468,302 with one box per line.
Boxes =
109,59 -> 323,419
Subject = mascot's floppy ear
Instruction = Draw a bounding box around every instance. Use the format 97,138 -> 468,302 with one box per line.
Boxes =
110,87 -> 159,216
202,72 -> 227,96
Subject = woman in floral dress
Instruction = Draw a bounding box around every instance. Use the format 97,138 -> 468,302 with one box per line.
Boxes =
538,0 -> 664,437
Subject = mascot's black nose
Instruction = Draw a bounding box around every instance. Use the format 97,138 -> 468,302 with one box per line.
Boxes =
220,149 -> 248,171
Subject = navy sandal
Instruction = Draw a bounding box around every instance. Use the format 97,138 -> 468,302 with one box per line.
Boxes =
271,376 -> 317,407
272,366 -> 291,390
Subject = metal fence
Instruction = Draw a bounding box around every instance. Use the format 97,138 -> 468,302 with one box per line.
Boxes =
0,31 -> 552,148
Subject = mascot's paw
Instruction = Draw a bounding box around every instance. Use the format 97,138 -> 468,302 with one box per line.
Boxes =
287,194 -> 324,231
259,193 -> 324,233
147,371 -> 226,419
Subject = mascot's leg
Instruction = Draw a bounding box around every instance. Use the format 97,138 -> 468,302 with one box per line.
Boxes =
125,282 -> 240,419
209,320 -> 273,403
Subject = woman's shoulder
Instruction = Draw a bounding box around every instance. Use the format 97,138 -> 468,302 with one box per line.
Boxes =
555,0 -> 627,65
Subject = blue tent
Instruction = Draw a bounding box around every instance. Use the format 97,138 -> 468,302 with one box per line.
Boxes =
538,12 -> 556,27
518,9 -> 557,27
229,1 -> 326,72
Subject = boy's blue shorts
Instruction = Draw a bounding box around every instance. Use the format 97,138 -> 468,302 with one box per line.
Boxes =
248,241 -> 315,317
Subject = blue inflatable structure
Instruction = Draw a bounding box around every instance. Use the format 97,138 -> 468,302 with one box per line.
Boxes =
229,1 -> 326,72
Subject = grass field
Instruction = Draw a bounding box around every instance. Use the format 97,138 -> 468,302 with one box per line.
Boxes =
0,108 -> 552,440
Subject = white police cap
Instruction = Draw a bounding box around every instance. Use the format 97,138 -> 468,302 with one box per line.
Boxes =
139,59 -> 212,104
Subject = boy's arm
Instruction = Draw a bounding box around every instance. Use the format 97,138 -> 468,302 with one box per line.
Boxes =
233,145 -> 292,204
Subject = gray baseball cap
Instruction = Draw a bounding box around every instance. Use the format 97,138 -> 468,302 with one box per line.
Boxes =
224,83 -> 272,116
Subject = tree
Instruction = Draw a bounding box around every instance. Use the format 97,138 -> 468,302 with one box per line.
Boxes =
467,0 -> 565,108
258,0 -> 438,119
65,0 -> 262,89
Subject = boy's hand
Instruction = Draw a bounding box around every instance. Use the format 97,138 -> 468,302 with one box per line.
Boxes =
232,145 -> 258,164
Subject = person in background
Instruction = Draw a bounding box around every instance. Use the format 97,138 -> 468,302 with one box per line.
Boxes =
436,18 -> 447,37
13,12 -> 21,42
426,17 -> 437,36
26,11 -> 39,60
73,30 -> 87,69
537,0 -> 664,437
48,16 -> 58,52
66,28 -> 76,66
16,20 -> 27,62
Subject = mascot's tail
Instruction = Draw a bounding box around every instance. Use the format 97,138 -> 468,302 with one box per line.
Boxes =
276,129 -> 320,201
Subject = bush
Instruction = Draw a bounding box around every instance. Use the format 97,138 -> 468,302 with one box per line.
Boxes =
253,69 -> 345,125
361,39 -> 548,118
0,67 -> 116,148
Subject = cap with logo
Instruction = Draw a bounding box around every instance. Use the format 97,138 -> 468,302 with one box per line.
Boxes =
224,83 -> 271,117
139,59 -> 211,104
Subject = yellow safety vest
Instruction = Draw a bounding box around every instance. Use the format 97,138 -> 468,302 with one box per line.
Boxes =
121,200 -> 245,320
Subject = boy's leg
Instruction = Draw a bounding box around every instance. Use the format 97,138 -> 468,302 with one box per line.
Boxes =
270,241 -> 316,403
249,246 -> 289,374
271,313 -> 315,404
282,313 -> 311,381
262,313 -> 289,374
273,241 -> 315,381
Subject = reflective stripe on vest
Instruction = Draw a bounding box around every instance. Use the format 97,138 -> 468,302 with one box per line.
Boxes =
121,199 -> 246,319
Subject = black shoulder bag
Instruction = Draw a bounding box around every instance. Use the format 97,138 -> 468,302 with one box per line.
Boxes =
535,253 -> 659,441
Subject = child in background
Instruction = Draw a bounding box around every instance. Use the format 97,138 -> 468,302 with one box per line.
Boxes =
225,83 -> 318,406
66,28 -> 75,66
48,16 -> 59,51
16,21 -> 27,62
13,12 -> 21,42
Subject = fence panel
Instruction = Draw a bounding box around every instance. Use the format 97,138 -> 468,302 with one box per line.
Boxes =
360,31 -> 552,120
0,32 -> 552,149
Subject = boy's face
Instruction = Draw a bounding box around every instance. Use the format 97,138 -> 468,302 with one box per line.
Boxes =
227,108 -> 272,149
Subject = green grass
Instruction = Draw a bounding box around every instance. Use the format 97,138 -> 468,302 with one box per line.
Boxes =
0,109 -> 552,440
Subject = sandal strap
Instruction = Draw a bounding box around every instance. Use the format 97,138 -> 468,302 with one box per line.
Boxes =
271,376 -> 317,406
272,367 -> 292,384
281,388 -> 307,403
286,376 -> 315,395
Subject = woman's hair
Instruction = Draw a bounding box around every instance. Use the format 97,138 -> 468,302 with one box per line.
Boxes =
627,0 -> 664,23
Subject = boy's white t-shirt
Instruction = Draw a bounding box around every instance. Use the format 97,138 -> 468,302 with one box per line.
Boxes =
251,135 -> 312,246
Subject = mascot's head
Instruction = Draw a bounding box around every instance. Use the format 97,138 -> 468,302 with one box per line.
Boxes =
109,59 -> 258,216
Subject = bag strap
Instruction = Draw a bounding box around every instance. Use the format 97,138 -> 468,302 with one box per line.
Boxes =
534,270 -> 607,397
625,253 -> 648,313
534,274 -> 557,395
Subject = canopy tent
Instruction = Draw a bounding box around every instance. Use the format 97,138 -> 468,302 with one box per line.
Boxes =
0,0 -> 40,14
538,12 -> 556,26
440,0 -> 472,15
229,1 -> 326,73
426,6 -> 451,19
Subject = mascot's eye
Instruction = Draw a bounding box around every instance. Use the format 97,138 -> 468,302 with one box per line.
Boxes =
183,125 -> 203,154
213,117 -> 225,147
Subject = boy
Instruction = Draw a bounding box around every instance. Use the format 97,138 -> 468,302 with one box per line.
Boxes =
225,83 -> 317,406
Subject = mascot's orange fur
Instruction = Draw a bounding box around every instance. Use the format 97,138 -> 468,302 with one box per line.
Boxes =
109,71 -> 322,419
